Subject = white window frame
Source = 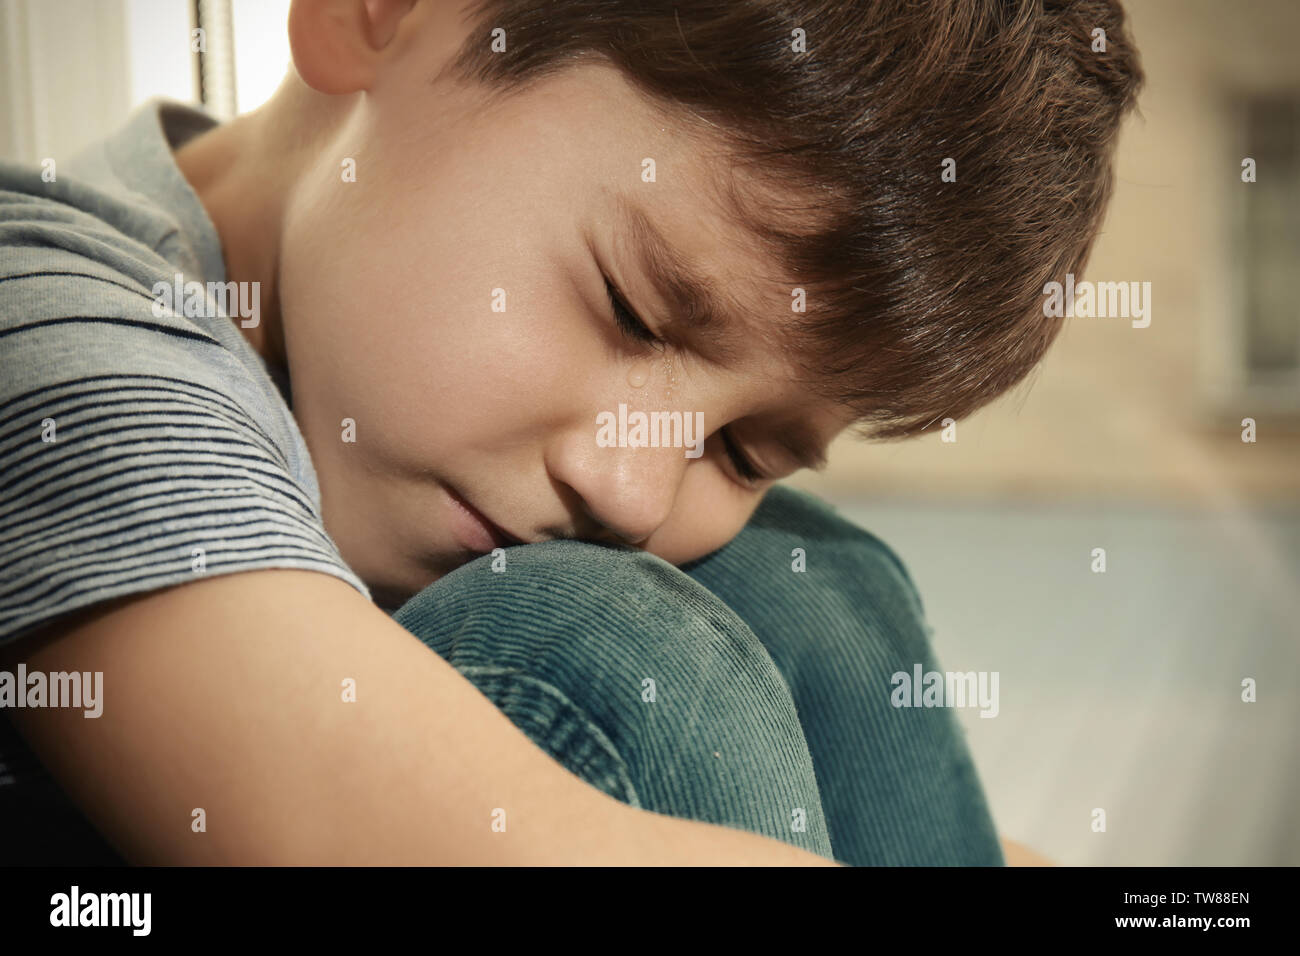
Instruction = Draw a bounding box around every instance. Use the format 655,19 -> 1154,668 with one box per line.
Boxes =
1202,86 -> 1300,419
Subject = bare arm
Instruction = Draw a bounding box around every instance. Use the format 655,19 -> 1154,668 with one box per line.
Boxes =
0,570 -> 838,866
1002,838 -> 1054,866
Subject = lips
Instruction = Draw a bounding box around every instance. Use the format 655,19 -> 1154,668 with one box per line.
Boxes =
445,486 -> 519,554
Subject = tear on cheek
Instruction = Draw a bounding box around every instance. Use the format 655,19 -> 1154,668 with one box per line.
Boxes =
627,360 -> 650,388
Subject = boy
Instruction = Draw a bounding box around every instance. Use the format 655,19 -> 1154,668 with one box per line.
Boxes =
0,0 -> 1141,864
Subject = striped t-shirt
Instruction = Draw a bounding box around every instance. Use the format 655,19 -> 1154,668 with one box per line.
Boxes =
0,99 -> 370,862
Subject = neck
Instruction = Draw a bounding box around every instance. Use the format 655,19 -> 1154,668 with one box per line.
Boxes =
174,74 -> 345,374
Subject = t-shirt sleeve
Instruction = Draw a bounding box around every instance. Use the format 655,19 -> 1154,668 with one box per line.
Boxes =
0,273 -> 370,645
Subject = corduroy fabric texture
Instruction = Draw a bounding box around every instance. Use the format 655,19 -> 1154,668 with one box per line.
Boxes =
393,485 -> 1005,865
684,485 -> 1005,865
392,532 -> 835,860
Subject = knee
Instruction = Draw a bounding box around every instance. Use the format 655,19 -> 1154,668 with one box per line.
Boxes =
688,485 -> 933,662
392,539 -> 795,708
389,540 -> 831,853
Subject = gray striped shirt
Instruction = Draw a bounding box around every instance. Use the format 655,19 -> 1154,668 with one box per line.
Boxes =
0,100 -> 369,858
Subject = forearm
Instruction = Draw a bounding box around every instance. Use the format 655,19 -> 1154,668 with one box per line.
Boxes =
0,569 -> 837,866
1001,838 -> 1053,866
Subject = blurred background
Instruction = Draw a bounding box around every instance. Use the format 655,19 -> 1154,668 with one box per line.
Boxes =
2,0 -> 1296,865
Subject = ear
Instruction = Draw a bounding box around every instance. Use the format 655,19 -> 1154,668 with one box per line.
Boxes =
288,0 -> 418,96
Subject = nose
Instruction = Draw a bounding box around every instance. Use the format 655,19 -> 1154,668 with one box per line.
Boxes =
546,425 -> 691,545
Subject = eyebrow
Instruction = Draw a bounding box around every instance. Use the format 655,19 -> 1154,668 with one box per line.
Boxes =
614,195 -> 744,361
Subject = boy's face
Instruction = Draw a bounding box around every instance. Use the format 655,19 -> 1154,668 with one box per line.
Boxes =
271,4 -> 849,607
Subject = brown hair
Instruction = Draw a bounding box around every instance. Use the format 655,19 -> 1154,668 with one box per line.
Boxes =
448,0 -> 1145,440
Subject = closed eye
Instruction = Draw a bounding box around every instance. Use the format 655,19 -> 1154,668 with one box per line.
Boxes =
604,275 -> 763,488
604,276 -> 660,345
720,427 -> 765,486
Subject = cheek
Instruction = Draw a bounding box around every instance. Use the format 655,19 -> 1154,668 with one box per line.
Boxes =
281,183 -> 564,464
279,103 -> 608,469
644,468 -> 764,564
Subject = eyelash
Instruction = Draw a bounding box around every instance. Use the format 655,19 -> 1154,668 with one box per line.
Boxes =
604,277 -> 659,345
603,276 -> 764,487
721,428 -> 765,486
